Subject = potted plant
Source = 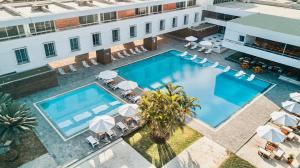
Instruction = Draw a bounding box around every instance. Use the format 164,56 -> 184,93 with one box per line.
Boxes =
287,154 -> 294,165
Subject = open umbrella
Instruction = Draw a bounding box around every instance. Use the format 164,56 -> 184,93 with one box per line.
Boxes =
117,81 -> 138,90
282,101 -> 300,115
256,125 -> 285,143
185,36 -> 198,42
199,41 -> 213,48
290,92 -> 300,103
270,111 -> 298,127
98,70 -> 118,80
89,115 -> 115,134
118,104 -> 138,117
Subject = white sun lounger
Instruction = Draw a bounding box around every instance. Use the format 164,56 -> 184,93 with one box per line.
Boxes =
223,66 -> 231,72
179,51 -> 188,57
69,64 -> 77,72
86,136 -> 99,148
211,62 -> 219,68
141,46 -> 148,52
205,48 -> 212,54
190,55 -> 198,61
116,122 -> 129,133
130,48 -> 137,55
247,74 -> 255,81
234,70 -> 246,77
198,58 -> 208,64
184,42 -> 191,48
290,92 -> 300,103
82,61 -> 90,68
135,47 -> 143,53
190,45 -> 198,50
111,55 -> 117,61
117,52 -> 125,58
198,47 -> 205,52
91,59 -> 98,65
123,50 -> 131,57
92,105 -> 109,114
58,68 -> 66,75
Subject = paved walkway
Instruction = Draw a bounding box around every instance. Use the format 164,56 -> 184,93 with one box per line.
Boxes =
163,137 -> 229,168
71,139 -> 154,168
19,153 -> 57,168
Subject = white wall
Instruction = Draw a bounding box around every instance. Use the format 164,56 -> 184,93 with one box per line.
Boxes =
0,7 -> 202,75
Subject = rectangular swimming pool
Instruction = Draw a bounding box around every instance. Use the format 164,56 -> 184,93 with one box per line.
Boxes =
117,50 -> 272,128
35,83 -> 123,140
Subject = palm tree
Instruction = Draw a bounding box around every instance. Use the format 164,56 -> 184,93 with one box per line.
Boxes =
138,83 -> 200,143
0,92 -> 12,105
0,101 -> 37,144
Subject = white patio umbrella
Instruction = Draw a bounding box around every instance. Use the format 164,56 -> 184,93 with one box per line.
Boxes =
185,36 -> 198,42
290,92 -> 300,103
118,104 -> 138,117
199,41 -> 213,48
256,125 -> 286,143
117,81 -> 138,90
282,100 -> 300,115
98,70 -> 118,80
89,115 -> 115,134
270,111 -> 298,127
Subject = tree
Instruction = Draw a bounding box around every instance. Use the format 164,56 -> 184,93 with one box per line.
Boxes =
138,83 -> 200,143
0,92 -> 12,105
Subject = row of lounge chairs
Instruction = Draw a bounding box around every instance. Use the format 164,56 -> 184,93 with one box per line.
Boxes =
235,70 -> 256,81
184,43 -> 212,54
112,46 -> 148,61
58,59 -> 98,75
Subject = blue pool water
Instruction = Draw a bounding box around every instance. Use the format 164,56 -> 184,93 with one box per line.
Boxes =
117,50 -> 271,128
36,83 -> 123,139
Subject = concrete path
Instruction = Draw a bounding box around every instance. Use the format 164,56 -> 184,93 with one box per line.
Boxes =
72,139 -> 154,168
163,137 -> 229,168
19,153 -> 57,168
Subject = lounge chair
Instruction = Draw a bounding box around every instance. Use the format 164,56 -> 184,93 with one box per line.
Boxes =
108,81 -> 118,90
190,55 -> 197,61
223,66 -> 230,72
91,59 -> 98,65
141,46 -> 148,52
106,129 -> 116,139
117,52 -> 125,58
190,44 -> 198,50
184,42 -> 191,48
290,92 -> 300,103
135,47 -> 143,53
129,95 -> 141,103
179,51 -> 188,57
111,55 -> 117,61
121,90 -> 133,97
82,61 -> 90,68
86,136 -> 99,148
104,79 -> 114,85
69,64 -> 77,72
198,47 -> 205,52
129,48 -> 137,55
198,58 -> 207,64
234,70 -> 246,77
123,50 -> 131,57
58,68 -> 66,75
247,74 -> 255,81
116,122 -> 129,133
205,48 -> 212,54
211,62 -> 219,68
258,147 -> 271,159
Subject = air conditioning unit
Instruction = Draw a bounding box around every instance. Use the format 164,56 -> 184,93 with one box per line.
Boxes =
77,0 -> 93,6
31,4 -> 49,11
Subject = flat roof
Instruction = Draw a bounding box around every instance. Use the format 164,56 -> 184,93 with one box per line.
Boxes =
215,2 -> 300,20
231,13 -> 300,37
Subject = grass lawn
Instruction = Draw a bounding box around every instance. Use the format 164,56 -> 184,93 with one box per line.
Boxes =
220,153 -> 255,168
0,131 -> 47,168
124,125 -> 202,168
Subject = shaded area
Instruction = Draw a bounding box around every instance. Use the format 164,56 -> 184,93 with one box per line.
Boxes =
124,125 -> 202,168
220,153 -> 255,168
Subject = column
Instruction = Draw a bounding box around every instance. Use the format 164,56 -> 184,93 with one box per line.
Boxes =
96,49 -> 112,64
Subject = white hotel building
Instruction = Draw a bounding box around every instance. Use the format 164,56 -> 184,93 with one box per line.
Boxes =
0,0 -> 299,76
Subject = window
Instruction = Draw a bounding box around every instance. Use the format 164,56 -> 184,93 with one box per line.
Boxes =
187,0 -> 196,7
0,25 -> 25,41
159,20 -> 165,31
29,21 -> 55,35
145,23 -> 152,34
194,12 -> 199,23
184,15 -> 189,25
112,29 -> 120,42
100,12 -> 117,22
14,48 -> 29,64
172,17 -> 178,28
79,14 -> 98,26
92,33 -> 101,46
135,7 -> 148,15
150,5 -> 162,14
44,42 -> 56,58
130,25 -> 137,38
69,37 -> 80,51
239,35 -> 245,42
176,2 -> 186,9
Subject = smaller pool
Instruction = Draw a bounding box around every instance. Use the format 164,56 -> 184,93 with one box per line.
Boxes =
35,83 -> 123,140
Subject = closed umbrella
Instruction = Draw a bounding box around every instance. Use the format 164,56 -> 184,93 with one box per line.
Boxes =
256,125 -> 285,143
282,101 -> 300,115
117,81 -> 138,90
199,41 -> 213,48
98,70 -> 118,80
290,92 -> 300,103
270,111 -> 298,127
118,104 -> 138,117
185,36 -> 198,42
89,115 -> 115,134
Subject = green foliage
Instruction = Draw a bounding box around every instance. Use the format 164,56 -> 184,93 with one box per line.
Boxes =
0,92 -> 12,105
138,83 -> 200,142
220,153 -> 255,168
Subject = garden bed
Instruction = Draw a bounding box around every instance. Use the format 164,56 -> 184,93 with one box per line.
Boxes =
220,153 -> 255,168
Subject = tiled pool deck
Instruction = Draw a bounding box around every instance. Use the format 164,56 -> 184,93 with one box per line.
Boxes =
18,35 -> 300,167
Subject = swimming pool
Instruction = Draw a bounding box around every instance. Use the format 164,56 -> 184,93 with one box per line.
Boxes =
117,50 -> 272,128
35,83 -> 123,140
